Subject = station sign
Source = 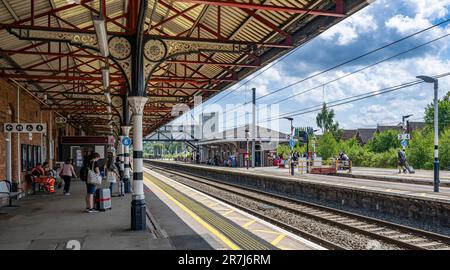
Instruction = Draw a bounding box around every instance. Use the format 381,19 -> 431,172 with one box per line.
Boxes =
398,133 -> 411,140
121,136 -> 132,146
4,123 -> 46,133
289,139 -> 296,149
401,140 -> 408,147
55,117 -> 67,124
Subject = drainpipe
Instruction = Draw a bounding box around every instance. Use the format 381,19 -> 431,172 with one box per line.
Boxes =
16,85 -> 21,190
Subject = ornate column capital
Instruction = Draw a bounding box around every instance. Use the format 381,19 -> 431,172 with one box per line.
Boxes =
128,96 -> 148,116
121,125 -> 132,135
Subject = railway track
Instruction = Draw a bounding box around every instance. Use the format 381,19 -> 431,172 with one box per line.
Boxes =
146,163 -> 450,250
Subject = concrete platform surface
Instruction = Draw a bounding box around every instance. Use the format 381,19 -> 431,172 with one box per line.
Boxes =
337,167 -> 450,187
0,181 -> 173,250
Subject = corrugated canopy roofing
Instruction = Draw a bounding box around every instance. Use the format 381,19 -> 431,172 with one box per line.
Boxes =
0,0 -> 370,137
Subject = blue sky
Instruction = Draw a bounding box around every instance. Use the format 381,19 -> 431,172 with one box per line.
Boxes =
170,0 -> 450,136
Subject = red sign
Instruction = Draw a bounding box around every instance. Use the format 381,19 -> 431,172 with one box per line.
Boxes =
61,136 -> 113,145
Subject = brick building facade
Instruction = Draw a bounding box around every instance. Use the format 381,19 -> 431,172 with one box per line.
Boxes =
1,78 -> 76,193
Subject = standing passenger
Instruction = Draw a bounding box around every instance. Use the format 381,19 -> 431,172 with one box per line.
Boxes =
60,158 -> 77,195
105,152 -> 120,195
85,153 -> 100,213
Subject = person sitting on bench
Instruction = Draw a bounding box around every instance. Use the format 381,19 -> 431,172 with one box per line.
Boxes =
31,163 -> 45,177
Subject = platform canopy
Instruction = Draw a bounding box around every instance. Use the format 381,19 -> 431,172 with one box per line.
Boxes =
0,0 -> 369,137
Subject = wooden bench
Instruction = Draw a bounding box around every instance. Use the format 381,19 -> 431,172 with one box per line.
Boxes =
0,180 -> 23,207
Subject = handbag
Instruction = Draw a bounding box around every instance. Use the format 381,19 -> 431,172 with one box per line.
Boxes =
87,161 -> 102,186
106,170 -> 117,183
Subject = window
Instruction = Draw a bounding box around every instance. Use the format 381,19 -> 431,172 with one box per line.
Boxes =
34,146 -> 39,166
21,144 -> 27,172
28,145 -> 34,170
21,145 -> 43,171
37,146 -> 41,164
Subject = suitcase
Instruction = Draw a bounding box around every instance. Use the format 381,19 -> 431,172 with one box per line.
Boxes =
407,165 -> 415,174
95,188 -> 112,211
118,181 -> 125,197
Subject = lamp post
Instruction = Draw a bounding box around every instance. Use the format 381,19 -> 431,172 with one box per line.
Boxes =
402,114 -> 413,133
284,117 -> 294,176
401,114 -> 413,150
417,75 -> 439,192
245,112 -> 250,170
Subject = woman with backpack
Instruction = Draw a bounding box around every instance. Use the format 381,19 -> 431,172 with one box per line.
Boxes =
83,153 -> 100,213
59,158 -> 77,195
104,152 -> 120,196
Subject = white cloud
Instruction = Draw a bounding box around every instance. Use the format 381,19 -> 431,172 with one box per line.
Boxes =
385,14 -> 432,35
385,0 -> 450,39
321,9 -> 378,45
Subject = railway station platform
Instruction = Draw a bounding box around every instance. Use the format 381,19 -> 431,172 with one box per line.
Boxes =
336,167 -> 450,187
146,160 -> 450,230
0,176 -> 322,250
0,180 -> 174,250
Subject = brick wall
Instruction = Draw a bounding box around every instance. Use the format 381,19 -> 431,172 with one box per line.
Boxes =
0,79 -> 76,192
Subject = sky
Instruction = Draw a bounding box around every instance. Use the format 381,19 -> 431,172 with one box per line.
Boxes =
169,0 -> 450,136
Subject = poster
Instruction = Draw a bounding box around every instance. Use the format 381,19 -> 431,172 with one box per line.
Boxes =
76,149 -> 83,167
95,145 -> 105,158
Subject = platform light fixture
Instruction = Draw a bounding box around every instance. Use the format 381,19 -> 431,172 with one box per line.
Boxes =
417,75 -> 440,193
102,66 -> 110,89
104,89 -> 111,104
93,15 -> 109,57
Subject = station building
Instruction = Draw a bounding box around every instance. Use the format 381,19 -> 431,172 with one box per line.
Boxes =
197,125 -> 289,167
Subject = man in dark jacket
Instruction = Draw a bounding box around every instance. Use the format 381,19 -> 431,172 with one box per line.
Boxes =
397,149 -> 407,173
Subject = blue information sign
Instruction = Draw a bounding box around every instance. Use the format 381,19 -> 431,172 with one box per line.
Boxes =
401,140 -> 408,147
121,136 -> 131,146
289,139 -> 296,148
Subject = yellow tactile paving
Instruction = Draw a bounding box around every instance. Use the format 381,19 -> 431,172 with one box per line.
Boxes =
143,167 -> 325,250
143,178 -> 239,250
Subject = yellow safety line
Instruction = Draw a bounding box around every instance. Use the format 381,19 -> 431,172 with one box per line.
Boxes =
227,217 -> 253,222
144,178 -> 240,250
251,229 -> 280,235
242,220 -> 256,228
278,246 -> 293,250
271,234 -> 286,246
222,209 -> 235,216
207,202 -> 219,207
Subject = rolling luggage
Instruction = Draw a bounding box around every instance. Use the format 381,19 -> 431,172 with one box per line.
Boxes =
95,188 -> 112,211
405,162 -> 415,174
406,165 -> 415,174
118,181 -> 125,197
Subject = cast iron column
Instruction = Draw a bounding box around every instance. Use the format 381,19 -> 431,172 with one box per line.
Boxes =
128,0 -> 149,231
129,97 -> 148,230
251,87 -> 256,168
6,132 -> 12,183
122,126 -> 131,193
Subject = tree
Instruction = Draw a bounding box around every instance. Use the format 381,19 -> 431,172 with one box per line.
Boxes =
407,129 -> 433,169
329,122 -> 344,141
316,103 -> 343,141
276,144 -> 290,159
424,95 -> 450,134
317,132 -> 338,160
367,130 -> 400,153
439,128 -> 450,170
316,103 -> 335,133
